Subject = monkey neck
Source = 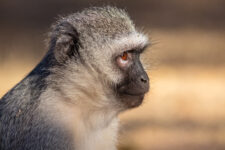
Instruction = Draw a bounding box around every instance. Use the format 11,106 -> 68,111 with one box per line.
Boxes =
39,87 -> 119,150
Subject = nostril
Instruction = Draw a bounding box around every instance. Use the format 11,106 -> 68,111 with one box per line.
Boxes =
140,77 -> 147,83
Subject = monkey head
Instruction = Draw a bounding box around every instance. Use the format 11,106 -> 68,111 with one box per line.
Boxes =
49,7 -> 149,110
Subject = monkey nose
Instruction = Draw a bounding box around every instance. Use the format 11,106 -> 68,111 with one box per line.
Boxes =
139,73 -> 149,84
138,73 -> 149,93
140,76 -> 148,83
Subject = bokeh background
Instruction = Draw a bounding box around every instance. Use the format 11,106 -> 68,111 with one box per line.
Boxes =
0,0 -> 225,150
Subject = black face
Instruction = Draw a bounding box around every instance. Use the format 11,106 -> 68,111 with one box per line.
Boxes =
115,50 -> 149,108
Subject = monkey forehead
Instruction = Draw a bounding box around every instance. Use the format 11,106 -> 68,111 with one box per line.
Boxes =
64,6 -> 136,38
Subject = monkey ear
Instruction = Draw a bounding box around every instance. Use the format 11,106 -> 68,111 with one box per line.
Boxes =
50,21 -> 81,63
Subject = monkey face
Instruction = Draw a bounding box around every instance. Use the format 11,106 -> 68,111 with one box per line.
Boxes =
115,49 -> 149,108
49,7 -> 150,110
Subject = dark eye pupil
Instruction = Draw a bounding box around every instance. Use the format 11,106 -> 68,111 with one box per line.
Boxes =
122,52 -> 128,60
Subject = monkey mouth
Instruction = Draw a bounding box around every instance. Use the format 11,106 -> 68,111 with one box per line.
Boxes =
117,82 -> 149,97
123,91 -> 146,96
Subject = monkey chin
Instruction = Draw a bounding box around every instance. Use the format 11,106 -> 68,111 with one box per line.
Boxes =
119,93 -> 145,109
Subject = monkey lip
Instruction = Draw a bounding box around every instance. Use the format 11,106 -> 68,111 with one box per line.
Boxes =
117,83 -> 149,97
121,91 -> 146,104
123,91 -> 146,97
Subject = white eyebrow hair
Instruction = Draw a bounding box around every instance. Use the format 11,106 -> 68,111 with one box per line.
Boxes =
111,32 -> 149,54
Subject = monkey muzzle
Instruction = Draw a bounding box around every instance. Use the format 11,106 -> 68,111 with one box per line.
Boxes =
117,72 -> 149,108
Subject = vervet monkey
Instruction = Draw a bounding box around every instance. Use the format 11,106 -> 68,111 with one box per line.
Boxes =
0,6 -> 150,150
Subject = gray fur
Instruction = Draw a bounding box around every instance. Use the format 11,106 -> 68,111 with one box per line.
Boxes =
0,6 -> 149,150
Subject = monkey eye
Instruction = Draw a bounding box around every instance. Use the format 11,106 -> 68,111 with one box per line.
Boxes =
116,51 -> 132,68
121,52 -> 128,60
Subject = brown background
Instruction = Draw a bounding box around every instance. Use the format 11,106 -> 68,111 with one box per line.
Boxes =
0,0 -> 225,150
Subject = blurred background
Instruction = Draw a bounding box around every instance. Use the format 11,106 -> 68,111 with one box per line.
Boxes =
0,0 -> 225,150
